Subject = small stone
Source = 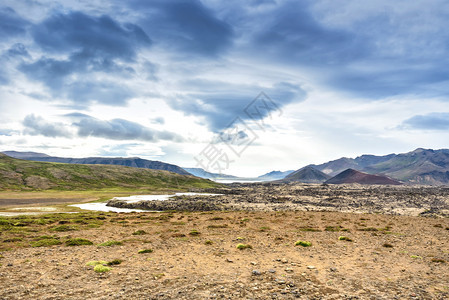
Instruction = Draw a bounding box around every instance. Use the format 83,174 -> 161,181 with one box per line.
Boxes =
330,267 -> 337,272
250,261 -> 258,265
268,269 -> 276,273
275,279 -> 286,284
285,267 -> 294,273
307,266 -> 316,269
252,270 -> 262,276
281,258 -> 288,264
226,258 -> 233,263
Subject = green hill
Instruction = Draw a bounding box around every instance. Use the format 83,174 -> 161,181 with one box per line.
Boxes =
0,154 -> 219,191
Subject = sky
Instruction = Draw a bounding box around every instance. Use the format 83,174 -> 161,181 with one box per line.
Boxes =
1,0 -> 449,177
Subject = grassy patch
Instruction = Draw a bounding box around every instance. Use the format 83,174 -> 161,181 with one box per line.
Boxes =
207,224 -> 228,229
338,236 -> 353,242
2,237 -> 23,243
236,243 -> 252,250
204,240 -> 213,245
31,238 -> 62,247
325,226 -> 348,232
51,225 -> 77,232
132,230 -> 147,236
65,238 -> 93,246
189,230 -> 200,236
94,264 -> 111,273
170,222 -> 186,226
98,240 -> 123,247
107,259 -> 123,265
138,249 -> 153,254
86,260 -> 108,266
295,240 -> 312,247
431,258 -> 446,263
298,227 -> 321,232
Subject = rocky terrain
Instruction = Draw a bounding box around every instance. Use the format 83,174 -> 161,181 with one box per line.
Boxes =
108,183 -> 449,218
0,209 -> 448,299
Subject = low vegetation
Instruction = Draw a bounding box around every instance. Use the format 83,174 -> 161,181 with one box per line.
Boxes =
236,243 -> 252,250
0,153 -> 220,191
94,264 -> 111,273
295,240 -> 312,247
65,238 -> 93,246
98,240 -> 123,247
138,249 -> 153,254
132,230 -> 147,235
31,238 -> 62,247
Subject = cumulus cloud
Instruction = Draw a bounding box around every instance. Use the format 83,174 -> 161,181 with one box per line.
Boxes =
400,113 -> 449,130
21,113 -> 185,142
23,114 -> 73,138
66,113 -> 184,142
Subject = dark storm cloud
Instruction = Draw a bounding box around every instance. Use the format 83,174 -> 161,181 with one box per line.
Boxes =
31,11 -> 151,60
23,114 -> 72,138
400,113 -> 449,130
128,0 -> 234,56
253,1 -> 364,67
0,7 -> 29,40
6,43 -> 30,59
168,81 -> 306,131
246,0 -> 449,98
19,11 -> 151,105
65,113 -> 184,142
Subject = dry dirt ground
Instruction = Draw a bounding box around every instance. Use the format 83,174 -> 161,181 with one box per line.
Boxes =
1,210 -> 448,299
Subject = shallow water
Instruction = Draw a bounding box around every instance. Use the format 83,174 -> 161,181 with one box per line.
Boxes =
70,192 -> 221,213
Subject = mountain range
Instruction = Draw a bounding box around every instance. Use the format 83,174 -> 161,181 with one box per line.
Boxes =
0,153 -> 217,191
307,148 -> 449,185
3,151 -> 191,176
3,148 -> 449,185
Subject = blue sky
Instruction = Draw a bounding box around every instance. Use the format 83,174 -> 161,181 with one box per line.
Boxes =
0,0 -> 449,176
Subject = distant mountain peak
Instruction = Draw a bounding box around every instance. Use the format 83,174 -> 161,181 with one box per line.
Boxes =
282,166 -> 330,183
325,169 -> 402,185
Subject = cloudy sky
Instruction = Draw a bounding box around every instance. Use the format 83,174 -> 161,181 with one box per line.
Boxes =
1,0 -> 449,176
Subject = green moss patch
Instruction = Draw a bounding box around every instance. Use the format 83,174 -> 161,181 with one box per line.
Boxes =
236,243 -> 252,250
65,238 -> 93,246
295,240 -> 312,247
